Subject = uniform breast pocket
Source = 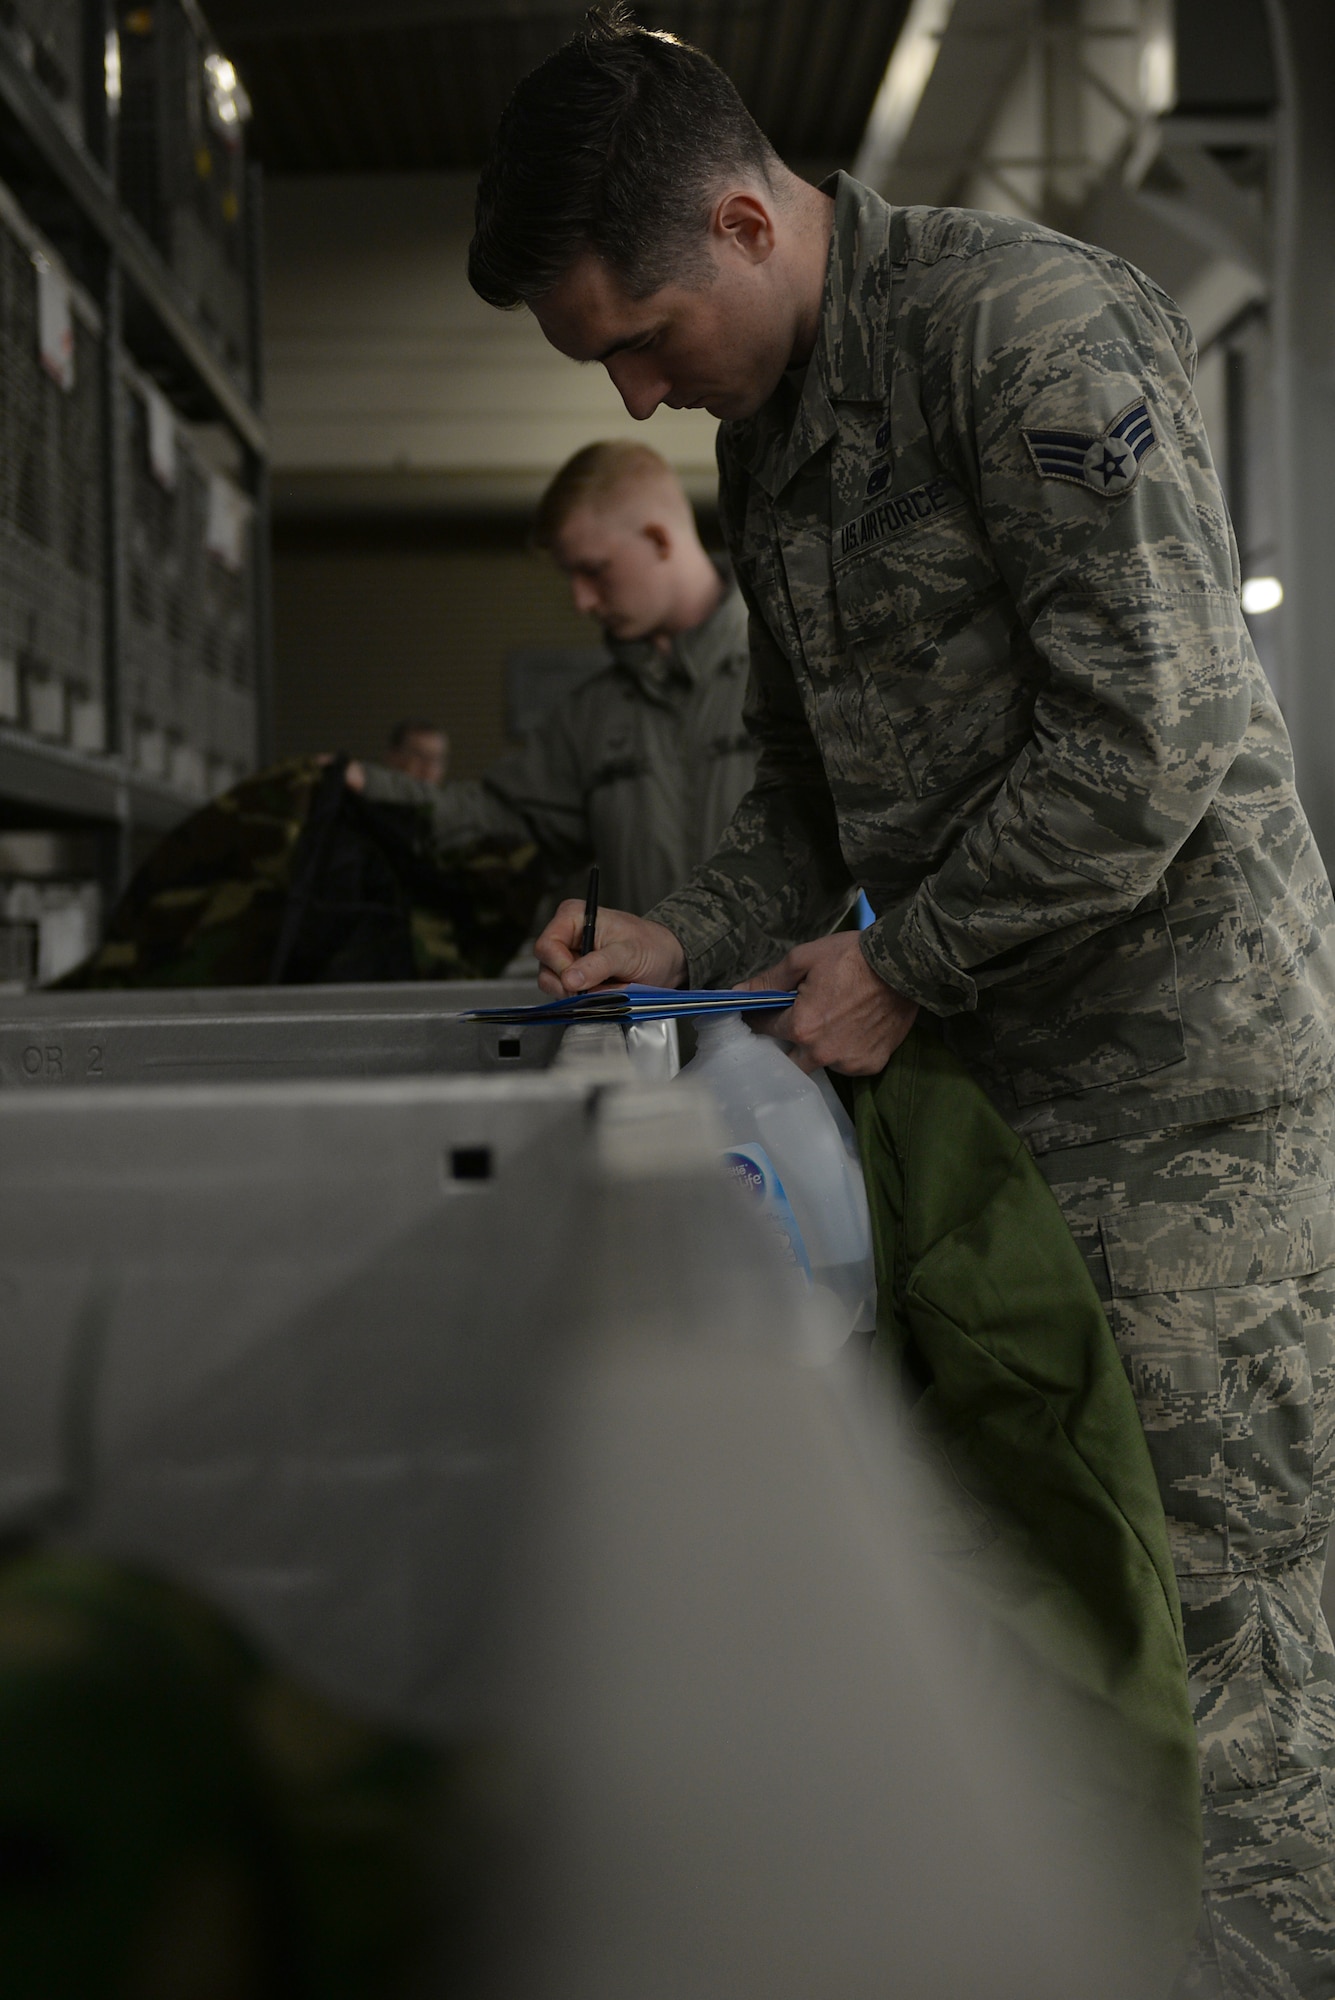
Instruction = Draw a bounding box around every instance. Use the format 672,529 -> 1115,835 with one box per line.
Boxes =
586,754 -> 650,794
876,598 -> 1034,799
843,584 -> 1031,800
834,489 -> 1031,791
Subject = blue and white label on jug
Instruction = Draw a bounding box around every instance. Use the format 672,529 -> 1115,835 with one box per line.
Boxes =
722,1145 -> 813,1283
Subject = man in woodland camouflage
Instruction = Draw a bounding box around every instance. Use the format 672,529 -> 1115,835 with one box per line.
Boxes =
469,8 -> 1335,1992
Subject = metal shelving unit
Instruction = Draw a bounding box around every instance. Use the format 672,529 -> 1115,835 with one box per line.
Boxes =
0,0 -> 268,915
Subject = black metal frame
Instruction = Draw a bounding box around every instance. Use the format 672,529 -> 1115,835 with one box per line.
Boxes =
0,0 -> 267,892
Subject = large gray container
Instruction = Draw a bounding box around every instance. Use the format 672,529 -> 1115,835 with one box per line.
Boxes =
0,1073 -> 1187,1992
0,978 -> 562,1086
478,1087 -> 1186,2000
0,1071 -> 593,1730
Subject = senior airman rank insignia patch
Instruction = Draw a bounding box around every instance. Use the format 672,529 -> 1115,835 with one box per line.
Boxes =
1022,397 -> 1158,495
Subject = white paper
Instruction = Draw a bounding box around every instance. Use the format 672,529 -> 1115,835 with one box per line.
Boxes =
25,675 -> 66,741
37,895 -> 100,986
34,256 -> 74,392
135,724 -> 167,780
169,741 -> 207,796
69,694 -> 106,755
204,472 -> 251,573
145,383 -> 178,490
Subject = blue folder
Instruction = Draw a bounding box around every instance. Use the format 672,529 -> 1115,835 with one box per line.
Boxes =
458,983 -> 798,1025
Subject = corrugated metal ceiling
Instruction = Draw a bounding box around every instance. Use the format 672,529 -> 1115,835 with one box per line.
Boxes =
204,0 -> 909,175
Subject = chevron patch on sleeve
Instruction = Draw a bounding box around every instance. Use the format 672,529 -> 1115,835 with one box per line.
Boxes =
1022,397 -> 1159,495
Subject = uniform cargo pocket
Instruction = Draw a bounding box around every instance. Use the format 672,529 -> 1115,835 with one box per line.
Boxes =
1098,1187 -> 1335,1571
1099,1184 -> 1335,1298
1202,1769 -> 1335,1888
989,900 -> 1186,1105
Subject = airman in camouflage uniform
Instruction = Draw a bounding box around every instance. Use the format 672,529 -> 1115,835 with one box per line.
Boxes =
637,173 -> 1335,1994
469,8 -> 1335,1977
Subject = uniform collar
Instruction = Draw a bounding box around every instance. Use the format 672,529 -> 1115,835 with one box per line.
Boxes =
608,565 -> 743,693
727,172 -> 894,500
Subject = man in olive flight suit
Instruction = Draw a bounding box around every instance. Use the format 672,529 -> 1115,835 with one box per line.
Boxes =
469,9 -> 1335,1993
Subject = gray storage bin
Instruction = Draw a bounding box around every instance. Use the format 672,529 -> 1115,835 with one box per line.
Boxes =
118,0 -> 252,392
0,188 -> 104,743
123,366 -> 257,791
0,976 -> 560,1084
0,1071 -> 594,1729
2,0 -> 85,147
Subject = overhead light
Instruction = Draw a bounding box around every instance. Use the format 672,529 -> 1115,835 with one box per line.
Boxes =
204,49 -> 251,132
1242,576 -> 1283,615
1139,0 -> 1176,115
1141,35 -> 1175,114
104,29 -> 121,108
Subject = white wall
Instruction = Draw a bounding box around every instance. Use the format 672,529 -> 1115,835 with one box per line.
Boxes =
264,173 -> 721,511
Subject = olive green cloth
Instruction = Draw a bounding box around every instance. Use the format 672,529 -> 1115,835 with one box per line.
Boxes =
855,1026 -> 1202,1950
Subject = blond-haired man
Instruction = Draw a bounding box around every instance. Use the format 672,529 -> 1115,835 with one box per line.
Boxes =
352,441 -> 754,915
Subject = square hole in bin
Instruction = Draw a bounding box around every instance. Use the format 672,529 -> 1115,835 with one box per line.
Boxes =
497,1035 -> 522,1060
448,1145 -> 493,1183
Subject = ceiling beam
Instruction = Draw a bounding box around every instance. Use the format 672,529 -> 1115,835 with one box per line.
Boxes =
853,0 -> 959,192
209,0 -> 592,41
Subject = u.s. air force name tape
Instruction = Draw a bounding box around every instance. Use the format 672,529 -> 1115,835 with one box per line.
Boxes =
835,474 -> 965,565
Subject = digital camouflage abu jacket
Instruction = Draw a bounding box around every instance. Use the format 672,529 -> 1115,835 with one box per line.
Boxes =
649,174 -> 1335,1153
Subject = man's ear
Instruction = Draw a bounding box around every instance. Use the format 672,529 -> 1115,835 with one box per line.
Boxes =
642,521 -> 672,559
711,189 -> 777,266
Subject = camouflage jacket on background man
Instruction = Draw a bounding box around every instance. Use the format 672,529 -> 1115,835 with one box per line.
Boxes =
360,574 -> 755,916
649,173 -> 1335,1151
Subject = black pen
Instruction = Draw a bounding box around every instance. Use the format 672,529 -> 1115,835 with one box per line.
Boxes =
579,863 -> 600,958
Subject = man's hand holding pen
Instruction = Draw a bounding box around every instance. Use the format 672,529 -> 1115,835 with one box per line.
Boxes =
534,893 -> 913,1077
535,898 -> 686,995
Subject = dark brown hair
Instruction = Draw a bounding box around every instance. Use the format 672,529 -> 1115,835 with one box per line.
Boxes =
469,3 -> 778,309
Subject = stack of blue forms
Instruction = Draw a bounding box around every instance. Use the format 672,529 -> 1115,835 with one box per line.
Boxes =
457,984 -> 798,1025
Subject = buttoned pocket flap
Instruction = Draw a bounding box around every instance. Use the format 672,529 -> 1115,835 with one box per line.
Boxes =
990,900 -> 1186,1106
1100,1185 -> 1335,1298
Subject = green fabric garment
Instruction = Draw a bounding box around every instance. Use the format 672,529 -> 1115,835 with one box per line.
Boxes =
855,1025 -> 1202,1949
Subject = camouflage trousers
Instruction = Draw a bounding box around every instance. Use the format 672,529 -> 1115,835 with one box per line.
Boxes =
1040,1090 -> 1335,1998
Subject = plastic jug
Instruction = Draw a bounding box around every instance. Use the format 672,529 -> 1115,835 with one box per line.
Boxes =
681,1011 -> 875,1339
